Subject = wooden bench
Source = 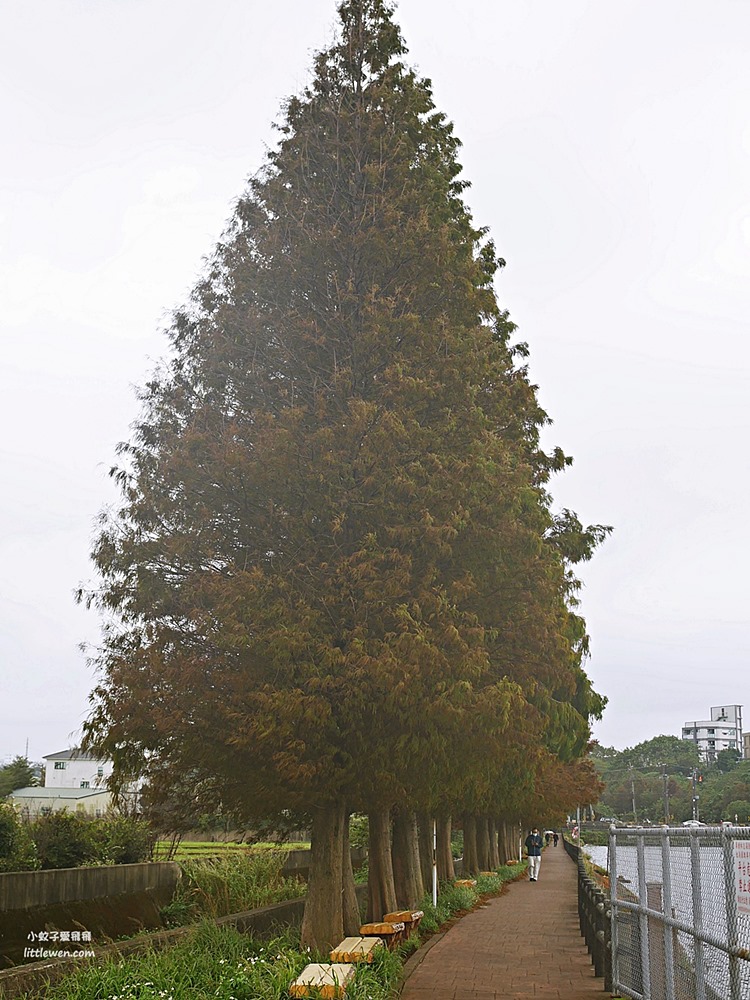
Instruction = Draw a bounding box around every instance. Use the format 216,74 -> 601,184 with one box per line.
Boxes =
454,878 -> 477,888
383,909 -> 424,937
289,963 -> 355,997
330,936 -> 384,963
358,920 -> 406,949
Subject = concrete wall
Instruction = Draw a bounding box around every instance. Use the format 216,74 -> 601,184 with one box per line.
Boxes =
0,862 -> 180,912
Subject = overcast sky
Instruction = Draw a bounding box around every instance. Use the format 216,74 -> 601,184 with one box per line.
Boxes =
2,0 -> 749,764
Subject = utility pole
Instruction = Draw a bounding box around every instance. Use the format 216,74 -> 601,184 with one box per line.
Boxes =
629,766 -> 638,824
692,769 -> 700,821
662,767 -> 670,824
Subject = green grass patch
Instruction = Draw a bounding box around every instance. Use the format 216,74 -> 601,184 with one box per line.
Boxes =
32,922 -> 406,1000
33,923 -> 308,1000
153,840 -> 310,861
162,850 -> 306,926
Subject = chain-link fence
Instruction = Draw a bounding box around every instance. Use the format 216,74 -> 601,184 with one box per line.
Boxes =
610,825 -> 750,1000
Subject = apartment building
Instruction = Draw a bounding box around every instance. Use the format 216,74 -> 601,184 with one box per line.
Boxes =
682,705 -> 743,762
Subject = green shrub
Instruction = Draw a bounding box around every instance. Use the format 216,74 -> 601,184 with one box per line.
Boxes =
29,811 -> 152,868
450,828 -> 464,858
96,814 -> 153,864
724,800 -> 750,824
0,802 -> 38,871
31,812 -> 99,869
349,813 -> 369,848
166,849 -> 306,924
419,881 -> 477,933
28,812 -> 152,869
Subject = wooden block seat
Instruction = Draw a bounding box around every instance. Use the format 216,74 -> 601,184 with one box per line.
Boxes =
330,936 -> 384,963
359,920 -> 406,948
383,909 -> 424,936
454,878 -> 477,887
479,871 -> 497,877
289,963 -> 355,998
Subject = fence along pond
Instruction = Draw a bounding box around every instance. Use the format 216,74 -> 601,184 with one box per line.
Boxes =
588,826 -> 750,1000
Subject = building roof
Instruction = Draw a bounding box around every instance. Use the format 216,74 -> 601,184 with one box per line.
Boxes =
9,786 -> 110,800
42,749 -> 102,762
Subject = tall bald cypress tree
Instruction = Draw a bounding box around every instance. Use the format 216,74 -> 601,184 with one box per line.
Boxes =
83,0 -> 607,948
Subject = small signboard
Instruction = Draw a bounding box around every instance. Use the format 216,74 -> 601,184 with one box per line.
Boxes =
733,840 -> 750,915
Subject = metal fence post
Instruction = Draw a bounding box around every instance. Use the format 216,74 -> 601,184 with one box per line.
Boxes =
610,826 -> 620,996
690,829 -> 707,1000
660,831 -> 675,1000
722,827 -> 742,1000
637,832 -> 651,1000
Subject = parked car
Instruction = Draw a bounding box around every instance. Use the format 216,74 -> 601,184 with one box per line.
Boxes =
682,820 -> 706,827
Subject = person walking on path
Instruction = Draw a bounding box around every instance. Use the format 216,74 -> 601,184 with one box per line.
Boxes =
524,827 -> 543,881
400,840 -> 602,999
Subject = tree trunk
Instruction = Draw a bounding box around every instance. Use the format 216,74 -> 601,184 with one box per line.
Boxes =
498,819 -> 520,865
417,812 -> 434,892
392,807 -> 424,908
488,817 -> 500,870
476,815 -> 490,872
367,806 -> 397,921
342,811 -> 360,935
436,815 -> 455,882
462,813 -> 479,875
301,800 -> 346,951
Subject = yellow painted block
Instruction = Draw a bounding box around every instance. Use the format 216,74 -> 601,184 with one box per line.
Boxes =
289,963 -> 355,998
330,936 -> 384,963
383,909 -> 424,936
359,921 -> 405,936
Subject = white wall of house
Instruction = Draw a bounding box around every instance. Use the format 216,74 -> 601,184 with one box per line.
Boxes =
43,753 -> 113,789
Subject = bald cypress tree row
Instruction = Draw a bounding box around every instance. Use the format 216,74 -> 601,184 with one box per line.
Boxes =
81,0 -> 607,948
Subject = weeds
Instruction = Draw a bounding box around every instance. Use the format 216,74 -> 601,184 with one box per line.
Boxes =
163,850 -> 305,926
33,924 -> 307,1000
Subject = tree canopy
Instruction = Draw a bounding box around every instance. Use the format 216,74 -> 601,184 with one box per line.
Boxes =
0,756 -> 36,798
81,0 -> 608,946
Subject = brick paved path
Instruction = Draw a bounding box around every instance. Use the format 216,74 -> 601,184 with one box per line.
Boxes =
401,843 -> 604,999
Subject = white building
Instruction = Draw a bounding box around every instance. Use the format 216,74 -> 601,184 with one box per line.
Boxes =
42,748 -> 113,789
9,785 -> 112,818
8,749 -> 139,817
682,705 -> 743,762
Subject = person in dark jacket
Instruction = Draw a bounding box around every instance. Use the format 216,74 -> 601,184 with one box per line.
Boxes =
524,828 -> 543,881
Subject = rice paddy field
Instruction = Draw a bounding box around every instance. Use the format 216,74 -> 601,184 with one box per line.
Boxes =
152,841 -> 311,862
